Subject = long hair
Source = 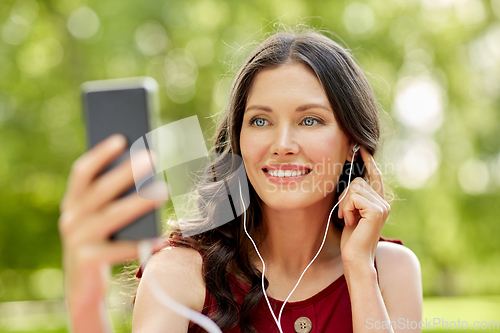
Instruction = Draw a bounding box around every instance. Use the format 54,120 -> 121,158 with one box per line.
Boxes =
134,27 -> 382,333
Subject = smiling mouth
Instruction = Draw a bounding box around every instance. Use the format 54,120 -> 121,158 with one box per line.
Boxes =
263,168 -> 312,178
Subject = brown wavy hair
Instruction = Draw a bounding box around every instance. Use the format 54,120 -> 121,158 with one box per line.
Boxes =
133,26 -> 383,333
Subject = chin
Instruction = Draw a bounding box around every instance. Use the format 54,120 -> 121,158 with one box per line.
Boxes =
258,192 -> 315,211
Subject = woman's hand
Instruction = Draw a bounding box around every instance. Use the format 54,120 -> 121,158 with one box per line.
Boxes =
58,134 -> 167,329
337,146 -> 390,268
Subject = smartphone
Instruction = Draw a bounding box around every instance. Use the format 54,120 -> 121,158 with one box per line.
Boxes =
81,77 -> 161,240
332,153 -> 366,229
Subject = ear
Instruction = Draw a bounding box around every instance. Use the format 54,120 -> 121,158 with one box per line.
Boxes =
346,143 -> 359,162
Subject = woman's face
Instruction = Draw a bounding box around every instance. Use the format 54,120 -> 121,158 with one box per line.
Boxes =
240,62 -> 353,211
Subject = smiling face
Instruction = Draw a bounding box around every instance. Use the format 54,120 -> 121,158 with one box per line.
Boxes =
240,62 -> 354,211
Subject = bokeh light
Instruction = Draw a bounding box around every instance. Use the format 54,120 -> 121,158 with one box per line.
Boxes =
395,137 -> 440,189
1,18 -> 30,45
29,269 -> 64,300
10,0 -> 39,26
458,158 -> 491,195
135,21 -> 170,56
164,49 -> 198,104
468,23 -> 500,98
394,76 -> 445,134
67,6 -> 100,40
17,38 -> 64,76
454,0 -> 486,26
343,2 -> 376,36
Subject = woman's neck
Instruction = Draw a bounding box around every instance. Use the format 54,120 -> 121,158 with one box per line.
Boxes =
252,196 -> 342,279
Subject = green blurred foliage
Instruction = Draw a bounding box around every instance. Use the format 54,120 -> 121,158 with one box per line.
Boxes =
0,0 -> 499,307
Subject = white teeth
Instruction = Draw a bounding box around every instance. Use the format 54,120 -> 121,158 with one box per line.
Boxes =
266,169 -> 310,177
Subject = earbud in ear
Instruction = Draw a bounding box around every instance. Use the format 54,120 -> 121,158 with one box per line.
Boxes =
352,144 -> 360,153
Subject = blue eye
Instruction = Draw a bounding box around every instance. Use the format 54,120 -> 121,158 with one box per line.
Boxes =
249,117 -> 268,127
302,117 -> 322,126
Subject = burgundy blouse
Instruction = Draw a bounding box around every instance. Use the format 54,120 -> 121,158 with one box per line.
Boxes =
136,236 -> 404,333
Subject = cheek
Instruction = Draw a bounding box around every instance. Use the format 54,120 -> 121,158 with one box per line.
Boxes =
301,132 -> 345,177
301,131 -> 340,158
240,130 -> 267,170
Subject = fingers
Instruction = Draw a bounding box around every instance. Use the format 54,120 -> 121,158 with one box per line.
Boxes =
348,179 -> 390,212
341,193 -> 368,227
60,145 -> 158,237
358,146 -> 385,200
61,134 -> 127,212
341,193 -> 386,227
72,148 -> 154,222
68,187 -> 167,245
337,178 -> 390,223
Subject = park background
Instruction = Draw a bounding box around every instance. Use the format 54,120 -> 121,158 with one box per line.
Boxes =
0,0 -> 499,331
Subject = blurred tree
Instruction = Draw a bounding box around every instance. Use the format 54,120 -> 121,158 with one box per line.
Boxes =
0,0 -> 499,304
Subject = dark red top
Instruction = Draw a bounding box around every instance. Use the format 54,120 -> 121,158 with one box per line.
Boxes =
136,236 -> 404,333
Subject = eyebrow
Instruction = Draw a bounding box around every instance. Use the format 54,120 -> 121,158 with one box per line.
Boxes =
245,103 -> 332,113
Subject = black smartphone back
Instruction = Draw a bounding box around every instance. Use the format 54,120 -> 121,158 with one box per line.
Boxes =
332,153 -> 366,229
81,77 -> 160,240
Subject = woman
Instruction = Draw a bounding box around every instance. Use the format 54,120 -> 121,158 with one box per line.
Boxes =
59,28 -> 422,333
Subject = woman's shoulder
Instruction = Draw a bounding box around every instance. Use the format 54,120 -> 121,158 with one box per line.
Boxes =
138,245 -> 206,312
375,238 -> 421,296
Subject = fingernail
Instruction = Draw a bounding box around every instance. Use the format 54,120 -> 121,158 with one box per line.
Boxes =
108,134 -> 126,149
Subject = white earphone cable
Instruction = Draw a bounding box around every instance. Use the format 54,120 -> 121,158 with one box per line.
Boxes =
137,146 -> 359,333
240,147 -> 358,332
138,241 -> 222,333
241,184 -> 284,333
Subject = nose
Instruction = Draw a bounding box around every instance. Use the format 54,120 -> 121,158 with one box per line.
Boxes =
270,122 -> 299,156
